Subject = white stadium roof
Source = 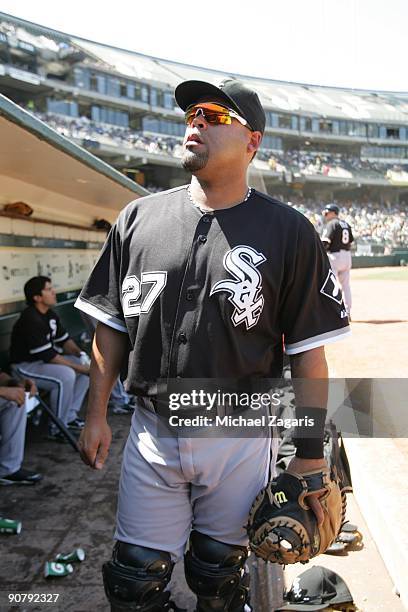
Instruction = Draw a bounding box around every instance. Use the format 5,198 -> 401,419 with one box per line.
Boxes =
72,38 -> 408,124
2,11 -> 408,124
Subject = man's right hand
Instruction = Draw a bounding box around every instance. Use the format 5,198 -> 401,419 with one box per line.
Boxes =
50,354 -> 90,375
75,363 -> 90,376
78,418 -> 112,470
0,386 -> 26,406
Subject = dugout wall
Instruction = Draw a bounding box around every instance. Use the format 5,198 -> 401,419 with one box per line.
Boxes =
0,94 -> 147,367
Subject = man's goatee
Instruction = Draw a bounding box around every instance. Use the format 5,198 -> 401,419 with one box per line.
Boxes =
182,149 -> 209,172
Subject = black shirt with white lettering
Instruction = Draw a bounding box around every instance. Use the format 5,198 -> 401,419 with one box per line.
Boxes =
10,306 -> 69,363
75,186 -> 350,396
322,218 -> 354,252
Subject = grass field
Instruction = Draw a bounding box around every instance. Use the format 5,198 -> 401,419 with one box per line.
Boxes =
325,266 -> 408,377
352,266 -> 408,281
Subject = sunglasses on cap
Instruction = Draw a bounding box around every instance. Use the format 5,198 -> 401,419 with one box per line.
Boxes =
185,102 -> 251,129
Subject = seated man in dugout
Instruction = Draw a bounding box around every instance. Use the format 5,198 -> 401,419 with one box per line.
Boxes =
0,369 -> 43,485
9,276 -> 90,442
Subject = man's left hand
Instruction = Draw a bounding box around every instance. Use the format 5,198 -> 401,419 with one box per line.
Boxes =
286,456 -> 328,526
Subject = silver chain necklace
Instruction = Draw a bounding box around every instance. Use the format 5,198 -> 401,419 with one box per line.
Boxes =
187,185 -> 252,211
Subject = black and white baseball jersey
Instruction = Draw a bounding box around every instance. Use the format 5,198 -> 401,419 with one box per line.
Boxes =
322,218 -> 354,252
10,306 -> 69,363
75,186 -> 350,397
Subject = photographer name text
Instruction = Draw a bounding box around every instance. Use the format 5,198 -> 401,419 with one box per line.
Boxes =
168,414 -> 315,428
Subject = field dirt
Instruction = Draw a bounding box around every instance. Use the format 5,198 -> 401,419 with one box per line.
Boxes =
325,267 -> 408,377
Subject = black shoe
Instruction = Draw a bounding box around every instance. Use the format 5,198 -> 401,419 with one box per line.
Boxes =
47,430 -> 77,443
0,468 -> 43,485
68,418 -> 85,430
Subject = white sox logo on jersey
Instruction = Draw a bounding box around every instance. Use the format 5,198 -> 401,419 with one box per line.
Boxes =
210,245 -> 266,330
48,319 -> 57,339
320,270 -> 343,304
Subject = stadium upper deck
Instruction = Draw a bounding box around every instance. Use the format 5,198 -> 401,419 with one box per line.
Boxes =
2,12 -> 408,125
1,10 -> 408,199
76,38 -> 408,125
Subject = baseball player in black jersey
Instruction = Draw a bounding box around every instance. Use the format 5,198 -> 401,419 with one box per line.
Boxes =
76,79 -> 350,611
10,276 -> 90,438
322,204 -> 354,319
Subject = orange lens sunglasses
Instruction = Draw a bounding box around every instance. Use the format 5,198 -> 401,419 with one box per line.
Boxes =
185,102 -> 250,128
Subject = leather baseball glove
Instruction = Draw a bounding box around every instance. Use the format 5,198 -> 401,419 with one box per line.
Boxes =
246,468 -> 346,564
4,202 -> 33,216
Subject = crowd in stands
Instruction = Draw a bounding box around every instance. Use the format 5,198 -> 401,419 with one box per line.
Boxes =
261,150 -> 407,180
271,195 -> 408,249
25,109 -> 407,249
141,186 -> 407,249
33,111 -> 184,158
30,110 -> 408,183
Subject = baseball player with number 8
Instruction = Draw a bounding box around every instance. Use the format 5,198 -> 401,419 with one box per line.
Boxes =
75,79 -> 351,611
321,204 -> 354,320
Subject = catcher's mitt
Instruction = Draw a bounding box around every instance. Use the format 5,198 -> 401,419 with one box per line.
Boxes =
246,468 -> 345,565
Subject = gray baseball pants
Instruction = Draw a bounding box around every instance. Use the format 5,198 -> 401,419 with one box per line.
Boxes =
12,356 -> 88,426
0,397 -> 27,477
115,405 -> 278,562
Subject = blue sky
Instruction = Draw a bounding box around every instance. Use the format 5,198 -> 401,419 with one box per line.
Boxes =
0,0 -> 406,91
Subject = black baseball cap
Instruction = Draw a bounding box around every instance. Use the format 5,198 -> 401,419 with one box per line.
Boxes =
323,204 -> 340,215
175,79 -> 266,134
276,566 -> 354,611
